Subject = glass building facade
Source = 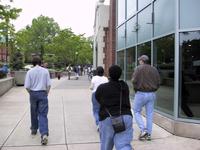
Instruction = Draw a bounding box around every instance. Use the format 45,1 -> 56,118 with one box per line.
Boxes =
116,0 -> 200,129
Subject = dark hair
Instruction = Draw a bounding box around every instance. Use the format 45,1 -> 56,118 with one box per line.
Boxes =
96,66 -> 104,76
32,56 -> 41,66
109,65 -> 122,81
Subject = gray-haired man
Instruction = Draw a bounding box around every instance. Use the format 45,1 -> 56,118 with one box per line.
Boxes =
132,55 -> 160,141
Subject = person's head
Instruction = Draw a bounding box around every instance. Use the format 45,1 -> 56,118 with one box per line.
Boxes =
96,66 -> 104,76
109,65 -> 122,81
32,56 -> 41,66
138,55 -> 149,65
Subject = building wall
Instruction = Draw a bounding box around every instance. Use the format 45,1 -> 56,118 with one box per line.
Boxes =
93,3 -> 109,69
115,0 -> 200,139
103,0 -> 116,76
0,46 -> 7,62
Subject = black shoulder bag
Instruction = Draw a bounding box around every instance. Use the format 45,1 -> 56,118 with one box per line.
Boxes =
105,83 -> 126,133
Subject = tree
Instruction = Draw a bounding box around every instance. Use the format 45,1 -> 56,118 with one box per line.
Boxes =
9,50 -> 24,70
16,15 -> 60,62
0,4 -> 22,62
46,30 -> 93,66
15,15 -> 92,69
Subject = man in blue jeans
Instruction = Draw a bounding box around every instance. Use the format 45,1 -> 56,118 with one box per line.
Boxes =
25,56 -> 51,145
132,55 -> 160,141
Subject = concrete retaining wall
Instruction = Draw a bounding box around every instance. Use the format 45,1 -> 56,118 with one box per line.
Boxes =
0,77 -> 14,96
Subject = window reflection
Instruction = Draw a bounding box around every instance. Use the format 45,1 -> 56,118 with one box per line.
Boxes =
117,50 -> 125,79
138,6 -> 152,43
117,0 -> 125,25
127,0 -> 137,18
127,17 -> 137,47
117,25 -> 126,50
138,0 -> 151,10
180,0 -> 200,29
154,0 -> 175,37
154,34 -> 175,115
179,31 -> 200,119
126,47 -> 136,80
137,41 -> 151,64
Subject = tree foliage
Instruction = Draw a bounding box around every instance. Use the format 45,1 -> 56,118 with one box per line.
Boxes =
9,50 -> 24,70
0,4 -> 22,38
0,4 -> 22,64
16,15 -> 60,62
16,15 -> 93,68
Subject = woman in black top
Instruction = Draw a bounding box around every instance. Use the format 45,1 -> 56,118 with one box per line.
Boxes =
95,65 -> 133,150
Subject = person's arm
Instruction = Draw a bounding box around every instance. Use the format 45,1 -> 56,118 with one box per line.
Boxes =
46,85 -> 51,95
90,82 -> 94,90
95,85 -> 103,104
46,70 -> 51,95
24,71 -> 31,93
90,77 -> 95,90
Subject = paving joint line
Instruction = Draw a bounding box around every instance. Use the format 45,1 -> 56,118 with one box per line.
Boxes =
1,107 -> 29,148
62,96 -> 69,150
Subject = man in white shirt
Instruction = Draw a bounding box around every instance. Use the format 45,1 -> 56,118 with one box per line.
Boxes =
25,56 -> 51,145
90,66 -> 108,131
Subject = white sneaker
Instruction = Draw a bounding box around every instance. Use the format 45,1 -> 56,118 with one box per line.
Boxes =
139,131 -> 148,140
41,135 -> 48,145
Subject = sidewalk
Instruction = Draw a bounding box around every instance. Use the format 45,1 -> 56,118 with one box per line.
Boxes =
0,76 -> 199,150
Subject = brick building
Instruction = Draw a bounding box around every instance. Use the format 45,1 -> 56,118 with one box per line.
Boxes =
103,0 -> 116,76
0,45 -> 7,62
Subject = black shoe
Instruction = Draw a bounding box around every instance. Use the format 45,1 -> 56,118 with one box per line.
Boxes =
31,130 -> 37,135
146,134 -> 151,141
41,135 -> 48,145
139,131 -> 148,140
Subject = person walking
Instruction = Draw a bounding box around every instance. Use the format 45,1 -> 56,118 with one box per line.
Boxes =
90,66 -> 108,131
95,65 -> 133,150
66,65 -> 73,80
132,55 -> 160,141
24,56 -> 51,145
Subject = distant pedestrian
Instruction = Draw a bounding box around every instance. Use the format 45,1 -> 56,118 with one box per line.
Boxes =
90,66 -> 108,131
66,65 -> 73,80
95,65 -> 133,150
24,56 -> 51,145
132,55 -> 160,141
73,65 -> 79,80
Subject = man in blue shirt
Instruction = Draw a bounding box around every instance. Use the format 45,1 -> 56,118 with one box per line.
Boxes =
25,56 -> 51,145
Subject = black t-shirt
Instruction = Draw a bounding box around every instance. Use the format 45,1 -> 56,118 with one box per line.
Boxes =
95,80 -> 132,121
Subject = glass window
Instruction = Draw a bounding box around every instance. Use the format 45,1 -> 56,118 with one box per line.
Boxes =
180,0 -> 200,29
117,25 -> 126,50
179,31 -> 200,120
117,0 -> 126,25
127,0 -> 137,18
117,50 -> 125,79
126,47 -> 136,97
153,34 -> 175,115
126,47 -> 136,81
137,41 -> 151,64
154,0 -> 175,37
126,17 -> 137,47
138,6 -> 152,43
138,0 -> 151,11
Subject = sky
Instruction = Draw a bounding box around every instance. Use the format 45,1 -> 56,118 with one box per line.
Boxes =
2,0 -> 110,37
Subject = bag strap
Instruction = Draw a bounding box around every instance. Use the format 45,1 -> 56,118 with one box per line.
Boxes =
105,82 -> 123,117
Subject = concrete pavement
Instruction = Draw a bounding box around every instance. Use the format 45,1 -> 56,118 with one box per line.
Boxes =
0,75 -> 200,150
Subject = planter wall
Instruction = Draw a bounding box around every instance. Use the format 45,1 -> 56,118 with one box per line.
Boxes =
13,71 -> 27,86
0,77 -> 14,96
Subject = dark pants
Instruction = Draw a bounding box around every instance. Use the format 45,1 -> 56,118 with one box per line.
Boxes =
30,91 -> 49,136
